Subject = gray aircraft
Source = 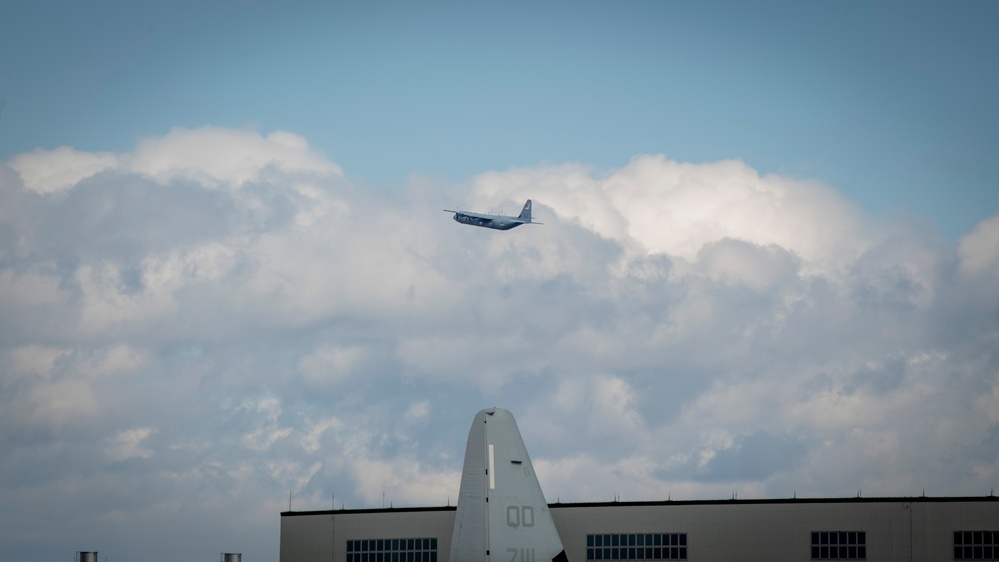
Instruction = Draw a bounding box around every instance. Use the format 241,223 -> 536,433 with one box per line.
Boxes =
444,200 -> 543,230
450,407 -> 568,562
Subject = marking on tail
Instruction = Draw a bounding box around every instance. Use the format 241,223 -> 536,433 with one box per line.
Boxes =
489,444 -> 496,490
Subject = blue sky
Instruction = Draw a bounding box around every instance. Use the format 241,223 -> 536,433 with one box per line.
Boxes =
2,3 -> 999,562
2,1 -> 996,236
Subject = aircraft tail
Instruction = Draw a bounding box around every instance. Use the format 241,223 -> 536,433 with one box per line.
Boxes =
518,200 -> 533,222
450,408 -> 567,562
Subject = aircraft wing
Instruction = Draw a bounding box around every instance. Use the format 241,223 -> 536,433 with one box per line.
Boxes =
446,209 -> 486,217
451,210 -> 494,222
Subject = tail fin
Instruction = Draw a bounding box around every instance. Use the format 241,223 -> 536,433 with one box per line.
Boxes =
518,200 -> 533,222
450,408 -> 567,562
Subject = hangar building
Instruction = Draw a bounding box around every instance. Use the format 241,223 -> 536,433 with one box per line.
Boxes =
280,496 -> 998,562
280,409 -> 998,561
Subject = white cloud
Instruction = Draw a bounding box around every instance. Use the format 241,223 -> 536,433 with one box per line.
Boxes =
1,345 -> 69,380
2,126 -> 998,562
351,456 -> 459,507
551,374 -> 645,440
10,146 -> 118,193
107,427 -> 156,461
125,127 -> 342,187
298,345 -> 368,386
300,417 -> 344,455
241,397 -> 293,452
468,156 -> 874,275
81,345 -> 147,377
27,379 -> 98,430
406,401 -> 431,421
959,214 -> 999,277
695,238 -> 800,290
0,269 -> 67,311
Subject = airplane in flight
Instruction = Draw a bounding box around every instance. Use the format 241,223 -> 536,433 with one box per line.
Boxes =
444,199 -> 543,230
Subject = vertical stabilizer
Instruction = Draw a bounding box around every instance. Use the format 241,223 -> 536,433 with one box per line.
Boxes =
450,408 -> 567,562
517,200 -> 533,222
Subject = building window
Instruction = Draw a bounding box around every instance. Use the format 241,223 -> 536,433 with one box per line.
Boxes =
810,532 -> 866,560
586,534 -> 686,560
954,531 -> 998,560
346,538 -> 437,562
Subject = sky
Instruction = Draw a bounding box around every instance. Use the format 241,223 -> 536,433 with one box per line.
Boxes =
1,2 -> 998,562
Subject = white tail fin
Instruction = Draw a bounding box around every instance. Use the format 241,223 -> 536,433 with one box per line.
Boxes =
450,408 -> 567,562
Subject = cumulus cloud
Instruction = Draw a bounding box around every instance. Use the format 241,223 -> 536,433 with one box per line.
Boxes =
124,127 -> 342,187
469,156 -> 874,274
10,146 -> 119,194
1,126 -> 997,562
959,214 -> 999,277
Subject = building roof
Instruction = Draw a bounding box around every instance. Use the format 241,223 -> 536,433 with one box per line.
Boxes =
281,495 -> 999,517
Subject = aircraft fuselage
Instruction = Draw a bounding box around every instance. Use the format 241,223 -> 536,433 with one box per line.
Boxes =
452,212 -> 524,230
